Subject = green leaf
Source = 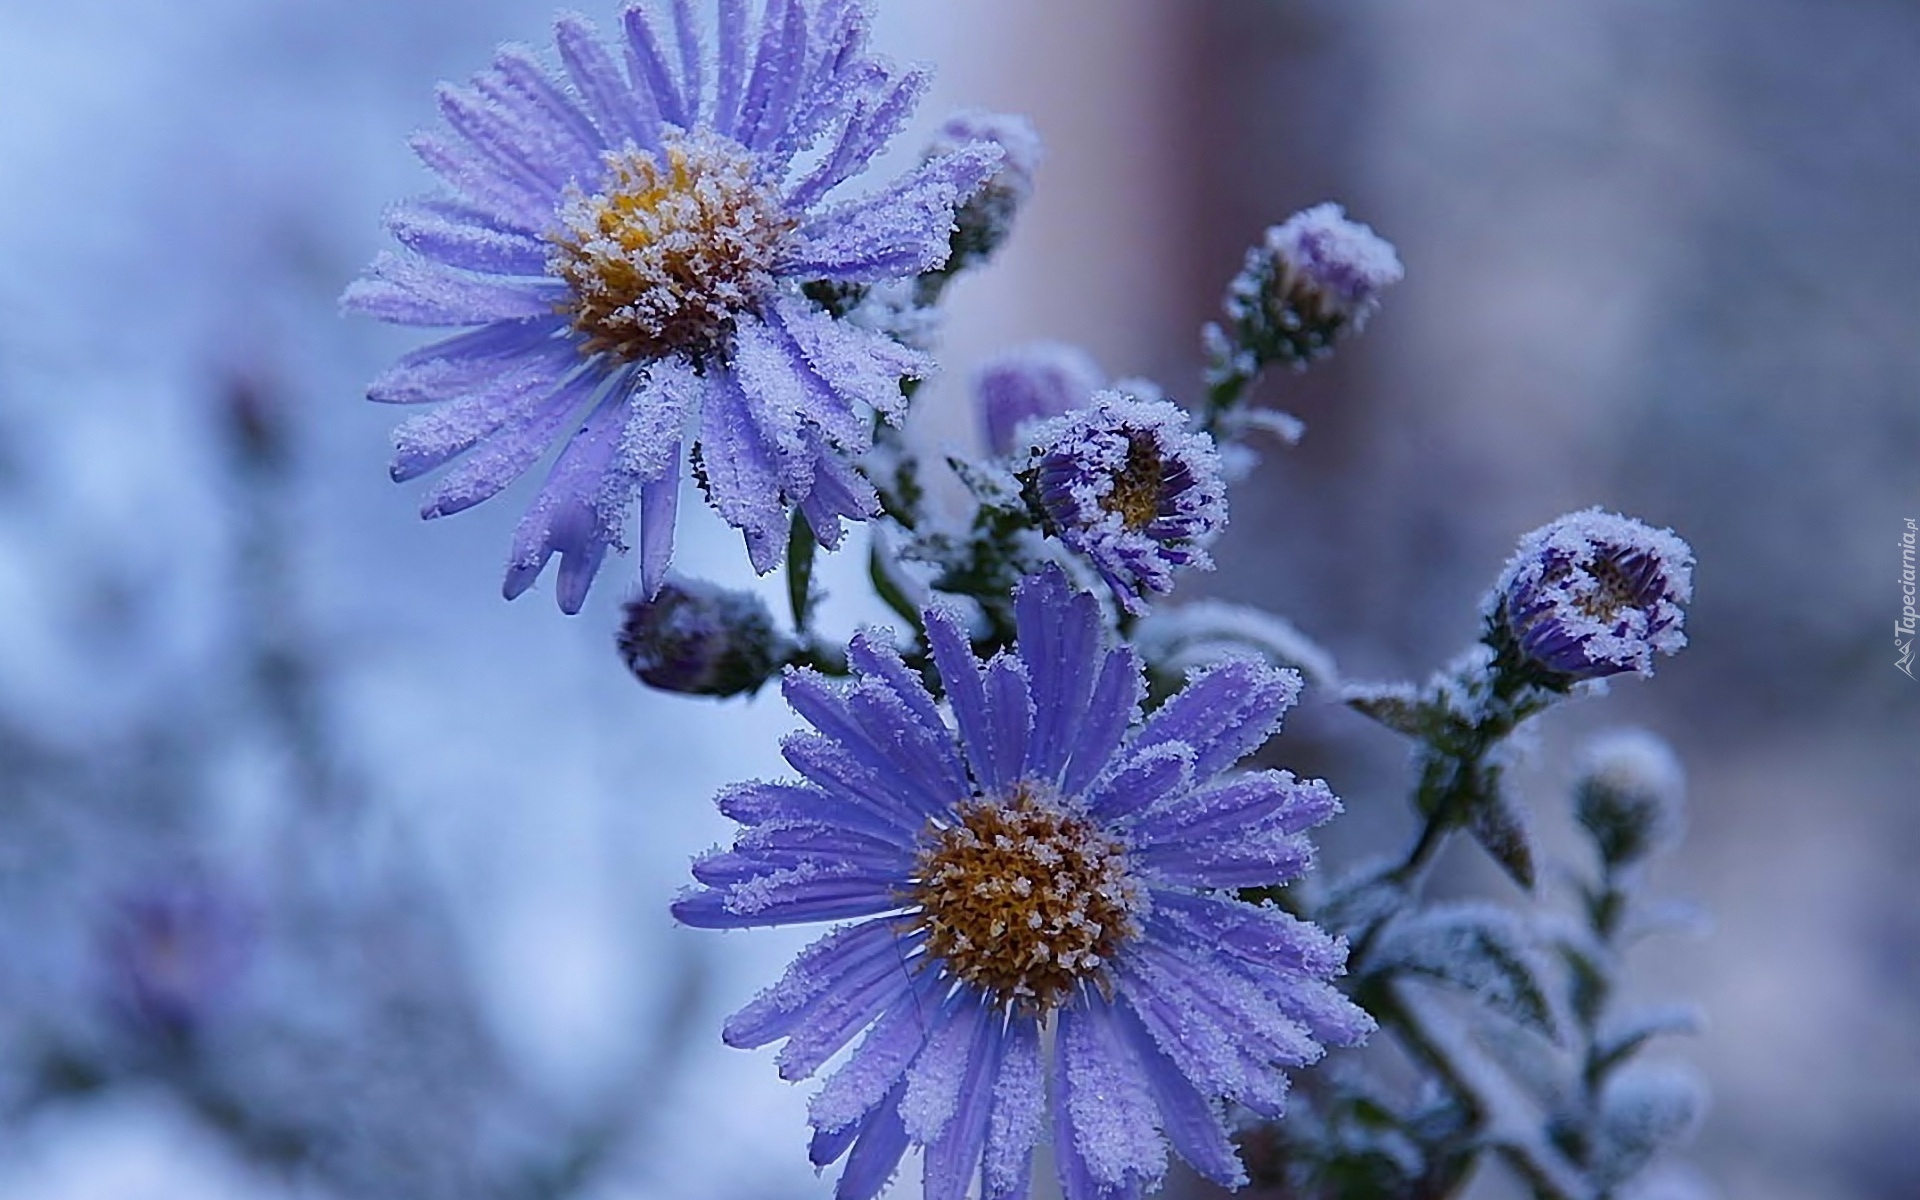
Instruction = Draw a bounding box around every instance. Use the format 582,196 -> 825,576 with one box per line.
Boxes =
1368,903 -> 1561,1041
785,512 -> 817,633
1467,786 -> 1536,891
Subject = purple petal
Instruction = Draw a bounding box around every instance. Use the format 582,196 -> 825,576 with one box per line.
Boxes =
789,143 -> 1000,281
1148,890 -> 1347,977
622,1 -> 691,129
1015,567 -> 1102,783
833,1085 -> 911,1200
698,366 -> 790,573
769,296 -> 927,425
671,868 -> 899,929
980,655 -> 1032,795
923,998 -> 1007,1200
1057,1001 -> 1166,1194
1109,1001 -> 1246,1188
367,318 -> 568,404
924,603 -> 994,792
407,131 -> 552,234
810,970 -> 945,1135
638,448 -> 681,598
1135,827 -> 1315,889
983,1014 -> 1044,1200
1060,645 -> 1145,797
387,343 -> 580,481
1133,658 -> 1300,779
385,203 -> 551,275
783,669 -> 961,819
1084,741 -> 1192,824
847,628 -> 949,741
415,367 -> 602,519
343,252 -> 566,327
1129,771 -> 1339,847
713,0 -> 749,137
723,916 -> 900,1048
780,732 -> 928,836
900,989 -> 987,1143
554,13 -> 658,151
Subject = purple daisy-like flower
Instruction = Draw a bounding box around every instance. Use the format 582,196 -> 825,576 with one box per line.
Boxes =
1026,392 -> 1228,615
675,566 -> 1370,1200
1489,508 -> 1695,682
1218,202 -> 1403,371
344,1 -> 1001,612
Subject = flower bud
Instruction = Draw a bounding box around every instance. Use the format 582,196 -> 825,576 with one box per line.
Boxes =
1488,509 -> 1694,683
1220,202 -> 1403,371
1025,392 -> 1227,614
925,109 -> 1043,272
1575,730 -> 1687,867
617,579 -> 788,696
975,341 -> 1102,457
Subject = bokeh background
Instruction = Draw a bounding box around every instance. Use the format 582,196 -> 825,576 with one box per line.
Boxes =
1,1 -> 1914,1197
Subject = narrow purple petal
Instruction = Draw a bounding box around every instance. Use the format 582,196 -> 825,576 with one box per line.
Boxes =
622,1 -> 690,128
1129,772 -> 1340,847
780,733 -> 928,836
713,0 -> 749,137
385,204 -> 551,275
923,1000 -> 1007,1200
980,655 -> 1032,795
343,252 -> 566,327
983,1014 -> 1044,1200
1110,1001 -> 1246,1188
769,295 -> 928,426
1135,827 -> 1314,889
1060,645 -> 1145,797
788,143 -> 1000,281
407,131 -> 552,233
415,367 -> 602,519
924,603 -> 995,791
671,869 -> 899,928
698,366 -> 790,572
834,1085 -> 911,1200
554,13 -> 657,150
1133,659 -> 1300,779
1057,1001 -> 1166,1195
638,448 -> 680,598
1016,567 -> 1102,783
784,669 -> 959,819
1084,741 -> 1193,824
367,318 -> 567,404
723,916 -> 900,1048
810,971 -> 944,1135
847,628 -> 949,741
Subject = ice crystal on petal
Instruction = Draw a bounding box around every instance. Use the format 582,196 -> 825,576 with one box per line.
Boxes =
1216,201 -> 1404,374
344,1 -> 1002,611
1025,392 -> 1228,614
674,566 -> 1368,1200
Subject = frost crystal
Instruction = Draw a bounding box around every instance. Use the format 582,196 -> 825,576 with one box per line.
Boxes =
1489,509 -> 1695,682
674,566 -> 1369,1200
1025,392 -> 1229,615
345,1 -> 1004,611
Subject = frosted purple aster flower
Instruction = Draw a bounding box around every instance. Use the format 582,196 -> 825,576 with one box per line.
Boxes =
675,566 -> 1370,1200
975,341 -> 1100,457
1217,202 -> 1404,372
925,109 -> 1043,273
1489,509 -> 1695,682
343,1 -> 1002,612
1026,392 -> 1228,615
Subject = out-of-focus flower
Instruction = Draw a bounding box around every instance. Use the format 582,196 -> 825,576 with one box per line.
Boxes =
675,566 -> 1369,1200
1574,729 -> 1687,867
345,1 -> 1001,612
617,577 -> 787,696
974,341 -> 1100,457
101,877 -> 253,1044
1026,393 -> 1228,614
924,109 -> 1043,273
1489,509 -> 1695,682
1217,202 -> 1403,372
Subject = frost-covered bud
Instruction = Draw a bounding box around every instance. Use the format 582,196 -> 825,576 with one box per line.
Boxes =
102,878 -> 253,1044
1220,202 -> 1403,371
1025,392 -> 1228,614
975,341 -> 1101,457
1575,730 -> 1687,867
925,109 -> 1042,272
617,579 -> 788,697
1488,509 -> 1695,683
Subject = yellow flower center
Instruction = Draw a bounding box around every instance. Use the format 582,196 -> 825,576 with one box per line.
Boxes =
1102,433 -> 1166,530
908,786 -> 1140,1011
550,131 -> 796,361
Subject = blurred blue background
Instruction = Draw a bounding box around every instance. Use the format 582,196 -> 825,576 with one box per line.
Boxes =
0,1 -> 1912,1197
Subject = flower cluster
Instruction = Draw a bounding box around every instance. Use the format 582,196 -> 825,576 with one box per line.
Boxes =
676,567 -> 1369,1198
342,6 -> 1710,1199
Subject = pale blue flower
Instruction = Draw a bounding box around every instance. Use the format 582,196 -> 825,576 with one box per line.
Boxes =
675,566 -> 1369,1199
345,1 -> 1000,611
